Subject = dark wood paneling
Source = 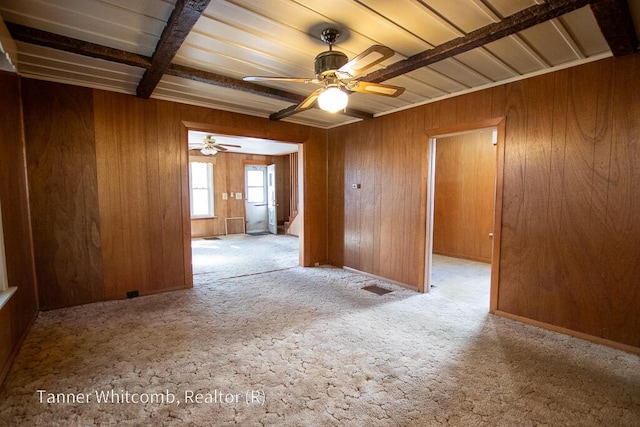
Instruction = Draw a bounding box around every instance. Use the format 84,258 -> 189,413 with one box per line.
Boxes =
0,72 -> 39,385
22,79 -> 104,309
604,55 -> 640,345
301,128 -> 328,266
91,90 -> 323,299
433,130 -> 495,263
327,129 -> 345,267
329,108 -> 426,287
328,55 -> 640,349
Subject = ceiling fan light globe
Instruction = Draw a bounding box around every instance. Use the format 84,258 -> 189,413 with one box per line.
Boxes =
318,87 -> 348,113
201,147 -> 217,156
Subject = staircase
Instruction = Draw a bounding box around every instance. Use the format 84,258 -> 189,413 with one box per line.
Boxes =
284,210 -> 298,235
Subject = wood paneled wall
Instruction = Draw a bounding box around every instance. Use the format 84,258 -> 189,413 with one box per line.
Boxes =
21,81 -> 325,308
22,80 -> 104,309
301,128 -> 328,266
189,152 -> 291,238
0,72 -> 38,385
433,130 -> 496,263
328,55 -> 640,349
328,109 -> 427,287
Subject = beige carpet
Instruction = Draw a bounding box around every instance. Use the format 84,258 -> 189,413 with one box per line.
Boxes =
192,234 -> 300,280
1,245 -> 639,426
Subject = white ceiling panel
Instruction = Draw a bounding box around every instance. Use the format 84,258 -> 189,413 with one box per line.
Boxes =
188,131 -> 299,155
0,0 -> 175,55
1,0 -> 637,129
559,7 -> 611,57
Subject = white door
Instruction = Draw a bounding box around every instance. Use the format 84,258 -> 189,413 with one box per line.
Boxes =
267,164 -> 277,234
245,165 -> 268,233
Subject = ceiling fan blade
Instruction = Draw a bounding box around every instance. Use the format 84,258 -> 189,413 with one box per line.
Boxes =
294,89 -> 322,112
213,145 -> 228,152
348,81 -> 405,97
338,45 -> 394,78
188,144 -> 203,150
243,76 -> 317,84
215,143 -> 242,148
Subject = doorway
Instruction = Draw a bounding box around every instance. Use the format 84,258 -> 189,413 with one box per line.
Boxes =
184,127 -> 302,284
424,119 -> 505,312
245,164 -> 278,234
245,165 -> 267,233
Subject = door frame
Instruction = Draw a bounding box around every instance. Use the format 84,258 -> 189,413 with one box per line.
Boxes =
243,161 -> 270,233
180,121 -> 303,286
424,117 -> 505,313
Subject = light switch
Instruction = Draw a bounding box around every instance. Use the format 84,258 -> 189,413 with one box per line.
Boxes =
236,192 -> 242,200
351,183 -> 361,189
222,193 -> 228,200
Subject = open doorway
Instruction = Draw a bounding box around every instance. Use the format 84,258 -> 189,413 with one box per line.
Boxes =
424,119 -> 505,311
186,130 -> 301,282
244,164 -> 277,235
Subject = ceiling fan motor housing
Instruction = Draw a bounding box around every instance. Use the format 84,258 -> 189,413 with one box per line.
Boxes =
314,50 -> 348,78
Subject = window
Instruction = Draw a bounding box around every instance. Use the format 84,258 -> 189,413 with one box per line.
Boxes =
246,169 -> 265,203
189,161 -> 214,218
0,196 -> 15,310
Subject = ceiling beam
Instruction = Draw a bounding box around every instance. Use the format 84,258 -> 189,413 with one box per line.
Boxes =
5,22 -> 151,69
167,64 -> 373,121
362,0 -> 595,84
136,0 -> 211,98
166,64 -> 308,104
269,104 -> 373,121
7,22 -> 351,117
590,0 -> 638,56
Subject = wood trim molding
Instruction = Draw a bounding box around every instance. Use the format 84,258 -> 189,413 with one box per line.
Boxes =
242,160 -> 271,166
490,119 -> 506,313
425,117 -> 505,137
181,124 -> 193,288
424,117 -> 506,309
494,310 -> 640,355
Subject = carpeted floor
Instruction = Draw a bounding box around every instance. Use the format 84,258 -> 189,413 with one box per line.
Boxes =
192,234 -> 299,280
0,242 -> 639,426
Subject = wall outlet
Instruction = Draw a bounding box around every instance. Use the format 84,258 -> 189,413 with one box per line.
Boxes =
236,192 -> 242,199
222,192 -> 228,200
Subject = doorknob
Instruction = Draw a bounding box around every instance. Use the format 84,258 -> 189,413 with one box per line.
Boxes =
488,232 -> 494,238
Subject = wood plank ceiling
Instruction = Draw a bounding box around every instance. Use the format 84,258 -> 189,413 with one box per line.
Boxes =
1,0 -> 638,129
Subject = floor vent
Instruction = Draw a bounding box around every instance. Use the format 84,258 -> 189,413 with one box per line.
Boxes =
203,237 -> 220,240
362,285 -> 393,296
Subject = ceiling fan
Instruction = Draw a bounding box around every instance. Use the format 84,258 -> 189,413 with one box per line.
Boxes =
188,135 -> 241,156
243,28 -> 405,114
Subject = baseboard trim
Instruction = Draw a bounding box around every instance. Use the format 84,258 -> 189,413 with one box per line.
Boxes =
494,310 -> 640,355
0,310 -> 38,391
432,251 -> 491,264
343,267 -> 419,292
140,285 -> 192,297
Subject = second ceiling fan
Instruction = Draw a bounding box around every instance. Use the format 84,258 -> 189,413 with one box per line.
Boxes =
243,28 -> 405,114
